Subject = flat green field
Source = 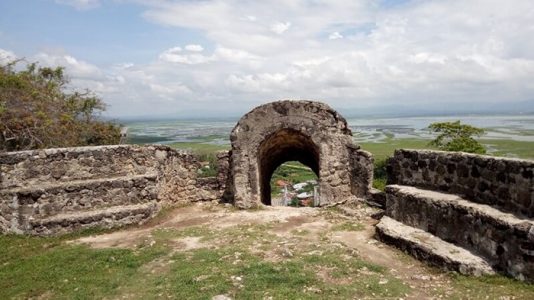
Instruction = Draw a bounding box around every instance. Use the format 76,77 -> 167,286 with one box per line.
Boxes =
167,137 -> 534,162
360,138 -> 534,161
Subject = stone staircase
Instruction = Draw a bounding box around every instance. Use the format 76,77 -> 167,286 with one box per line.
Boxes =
376,150 -> 534,281
0,146 -> 167,235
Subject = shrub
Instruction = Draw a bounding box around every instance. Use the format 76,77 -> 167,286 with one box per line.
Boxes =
0,60 -> 120,151
428,121 -> 486,154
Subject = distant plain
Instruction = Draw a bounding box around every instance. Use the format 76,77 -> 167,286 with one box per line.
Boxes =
124,114 -> 534,160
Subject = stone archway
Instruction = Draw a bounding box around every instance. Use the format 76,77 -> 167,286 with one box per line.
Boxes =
229,100 -> 374,209
258,128 -> 320,205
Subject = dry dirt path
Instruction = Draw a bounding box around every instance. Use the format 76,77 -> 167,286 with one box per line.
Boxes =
72,203 -> 498,299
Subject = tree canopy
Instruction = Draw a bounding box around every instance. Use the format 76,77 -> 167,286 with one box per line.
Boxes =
0,61 -> 120,151
428,120 -> 486,154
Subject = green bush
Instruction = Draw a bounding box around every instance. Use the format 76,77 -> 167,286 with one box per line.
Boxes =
372,157 -> 388,191
0,60 -> 120,151
428,121 -> 486,154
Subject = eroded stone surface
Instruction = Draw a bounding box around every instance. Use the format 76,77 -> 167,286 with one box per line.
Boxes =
385,185 -> 534,281
376,216 -> 495,276
387,149 -> 534,217
0,145 -> 229,235
384,149 -> 534,282
228,100 -> 373,208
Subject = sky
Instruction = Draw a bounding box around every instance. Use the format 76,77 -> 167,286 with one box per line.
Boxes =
1,0 -> 534,119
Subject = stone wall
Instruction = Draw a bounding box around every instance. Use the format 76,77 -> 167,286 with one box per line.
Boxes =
0,145 -> 229,235
384,149 -> 534,281
387,149 -> 534,217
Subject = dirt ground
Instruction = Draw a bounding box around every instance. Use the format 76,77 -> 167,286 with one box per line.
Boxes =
72,202 -> 465,299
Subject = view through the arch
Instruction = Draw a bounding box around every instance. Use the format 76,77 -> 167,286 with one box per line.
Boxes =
269,161 -> 319,207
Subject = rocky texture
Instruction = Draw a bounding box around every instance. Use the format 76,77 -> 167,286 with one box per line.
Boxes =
30,203 -> 159,236
385,185 -> 534,281
382,149 -> 534,281
0,145 -> 229,235
228,100 -> 373,208
376,216 -> 495,276
387,149 -> 534,218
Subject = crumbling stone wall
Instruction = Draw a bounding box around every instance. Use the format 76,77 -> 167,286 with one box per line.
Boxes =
0,145 -> 228,235
387,149 -> 534,217
385,149 -> 534,281
229,100 -> 373,208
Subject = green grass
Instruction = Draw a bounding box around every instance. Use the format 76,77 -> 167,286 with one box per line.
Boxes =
331,222 -> 365,232
481,139 -> 534,159
359,137 -> 534,161
359,138 -> 434,161
168,142 -> 229,156
3,213 -> 534,299
0,222 -> 410,299
447,274 -> 534,299
0,233 -> 167,299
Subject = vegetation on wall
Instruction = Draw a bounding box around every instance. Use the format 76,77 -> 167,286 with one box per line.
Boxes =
0,60 -> 120,151
428,121 -> 486,154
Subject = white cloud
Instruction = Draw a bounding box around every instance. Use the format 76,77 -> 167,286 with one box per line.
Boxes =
0,48 -> 17,64
12,0 -> 534,116
270,22 -> 291,35
55,0 -> 100,10
159,47 -> 214,64
328,32 -> 343,40
34,52 -> 103,79
185,44 -> 204,52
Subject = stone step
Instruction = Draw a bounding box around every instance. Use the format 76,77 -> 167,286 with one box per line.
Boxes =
376,216 -> 495,276
385,184 -> 534,281
27,202 -> 160,236
1,174 -> 159,218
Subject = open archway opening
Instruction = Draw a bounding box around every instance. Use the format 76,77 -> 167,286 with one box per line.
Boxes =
258,129 -> 320,206
270,161 -> 318,206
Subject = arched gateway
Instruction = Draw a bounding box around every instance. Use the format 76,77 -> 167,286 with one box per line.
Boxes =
228,100 -> 374,208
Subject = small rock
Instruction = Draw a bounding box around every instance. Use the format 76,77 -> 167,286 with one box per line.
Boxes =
212,295 -> 232,300
412,274 -> 431,281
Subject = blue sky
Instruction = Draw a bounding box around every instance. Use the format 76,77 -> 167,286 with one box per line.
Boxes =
1,0 -> 533,118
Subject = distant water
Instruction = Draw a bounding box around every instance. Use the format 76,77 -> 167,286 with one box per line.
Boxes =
122,114 -> 534,145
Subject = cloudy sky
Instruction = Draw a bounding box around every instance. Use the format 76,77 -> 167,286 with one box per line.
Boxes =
1,0 -> 533,118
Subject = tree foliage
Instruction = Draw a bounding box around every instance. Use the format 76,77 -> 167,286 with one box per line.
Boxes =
0,61 -> 120,151
428,120 -> 486,154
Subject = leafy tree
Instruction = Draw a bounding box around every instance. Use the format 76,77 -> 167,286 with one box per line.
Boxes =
428,120 -> 486,154
0,60 -> 120,151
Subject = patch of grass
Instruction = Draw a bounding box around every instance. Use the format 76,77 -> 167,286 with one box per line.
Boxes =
447,274 -> 534,299
482,139 -> 534,159
0,235 -> 166,299
152,226 -> 216,242
359,136 -> 534,161
372,157 -> 389,191
168,142 -> 229,156
360,138 -> 433,161
373,177 -> 387,191
331,222 -> 365,232
197,152 -> 219,178
291,228 -> 310,236
128,135 -> 174,145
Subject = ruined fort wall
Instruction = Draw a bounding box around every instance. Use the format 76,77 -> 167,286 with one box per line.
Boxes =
0,145 -> 228,235
387,149 -> 534,217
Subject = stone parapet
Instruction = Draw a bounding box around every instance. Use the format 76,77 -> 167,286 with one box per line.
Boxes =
0,145 -> 229,235
387,149 -> 534,217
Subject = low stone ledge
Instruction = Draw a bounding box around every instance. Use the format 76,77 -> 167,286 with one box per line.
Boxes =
376,216 -> 495,276
27,202 -> 160,236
